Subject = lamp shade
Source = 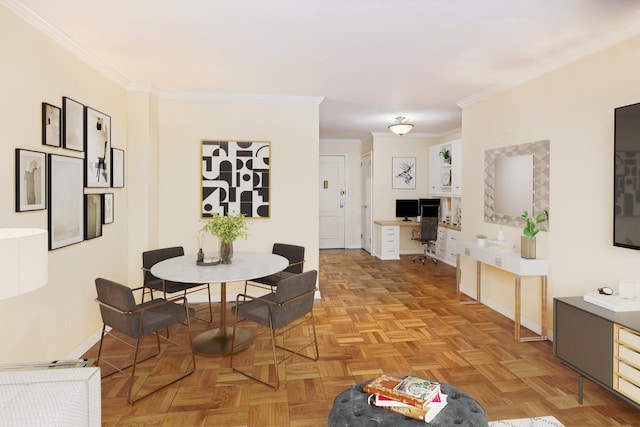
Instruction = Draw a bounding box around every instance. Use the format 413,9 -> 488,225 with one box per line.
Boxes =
388,116 -> 414,135
0,228 -> 48,300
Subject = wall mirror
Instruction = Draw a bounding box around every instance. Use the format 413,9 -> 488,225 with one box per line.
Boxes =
484,140 -> 549,230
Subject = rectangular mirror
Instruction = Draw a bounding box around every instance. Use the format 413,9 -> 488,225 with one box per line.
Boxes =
484,140 -> 549,230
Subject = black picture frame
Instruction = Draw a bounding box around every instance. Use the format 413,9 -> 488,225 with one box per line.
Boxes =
84,106 -> 111,188
42,103 -> 61,147
111,148 -> 125,188
62,97 -> 84,152
15,149 -> 46,212
102,193 -> 114,224
84,194 -> 103,240
48,154 -> 84,250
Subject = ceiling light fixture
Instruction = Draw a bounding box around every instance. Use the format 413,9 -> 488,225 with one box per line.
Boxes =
388,116 -> 414,136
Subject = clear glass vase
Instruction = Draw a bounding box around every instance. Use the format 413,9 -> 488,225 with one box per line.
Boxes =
220,241 -> 234,264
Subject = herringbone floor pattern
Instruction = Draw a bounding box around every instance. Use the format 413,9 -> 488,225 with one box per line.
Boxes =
85,249 -> 640,426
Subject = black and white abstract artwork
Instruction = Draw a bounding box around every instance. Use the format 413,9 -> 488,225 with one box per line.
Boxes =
201,140 -> 270,218
84,107 -> 111,188
392,157 -> 416,189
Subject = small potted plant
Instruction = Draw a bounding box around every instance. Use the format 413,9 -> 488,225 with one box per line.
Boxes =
201,212 -> 249,264
439,148 -> 451,164
521,210 -> 548,259
477,233 -> 488,246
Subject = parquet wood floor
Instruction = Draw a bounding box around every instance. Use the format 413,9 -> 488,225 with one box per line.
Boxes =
85,249 -> 640,426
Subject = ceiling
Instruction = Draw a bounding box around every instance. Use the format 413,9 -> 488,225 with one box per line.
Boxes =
8,0 -> 640,139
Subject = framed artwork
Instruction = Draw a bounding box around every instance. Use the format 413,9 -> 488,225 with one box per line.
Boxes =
48,154 -> 84,250
84,194 -> 103,240
102,193 -> 114,224
62,97 -> 84,151
42,103 -> 61,147
392,157 -> 416,189
201,140 -> 270,218
84,107 -> 111,187
111,148 -> 125,188
15,149 -> 46,211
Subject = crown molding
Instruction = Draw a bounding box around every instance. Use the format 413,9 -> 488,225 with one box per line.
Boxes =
2,0 -> 131,88
126,82 -> 162,97
159,92 -> 324,104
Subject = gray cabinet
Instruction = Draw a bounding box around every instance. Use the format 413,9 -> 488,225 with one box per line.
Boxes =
554,297 -> 640,408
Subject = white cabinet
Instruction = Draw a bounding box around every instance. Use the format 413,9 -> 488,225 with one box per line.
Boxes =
372,222 -> 400,260
429,140 -> 462,197
435,226 -> 459,267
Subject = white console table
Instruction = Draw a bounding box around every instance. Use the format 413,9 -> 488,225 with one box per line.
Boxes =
456,241 -> 549,342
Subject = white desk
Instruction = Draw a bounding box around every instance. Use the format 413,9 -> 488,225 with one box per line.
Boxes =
151,252 -> 288,355
456,241 -> 548,342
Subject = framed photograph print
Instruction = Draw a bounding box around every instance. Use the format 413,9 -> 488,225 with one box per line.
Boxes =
15,149 -> 46,211
62,97 -> 84,151
111,148 -> 124,188
201,140 -> 271,218
42,103 -> 61,147
392,157 -> 416,189
48,154 -> 84,250
102,193 -> 114,224
84,107 -> 111,187
84,194 -> 103,240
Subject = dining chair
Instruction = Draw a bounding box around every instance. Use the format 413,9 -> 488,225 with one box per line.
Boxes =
231,270 -> 319,390
244,243 -> 305,294
94,277 -> 196,404
142,246 -> 213,323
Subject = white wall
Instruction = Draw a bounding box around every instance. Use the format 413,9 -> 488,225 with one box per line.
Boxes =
460,35 -> 640,336
371,134 -> 439,252
154,95 -> 321,300
0,6 -> 128,363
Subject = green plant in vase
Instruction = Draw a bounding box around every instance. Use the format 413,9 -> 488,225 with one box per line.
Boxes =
201,212 -> 249,264
439,148 -> 451,163
521,210 -> 548,259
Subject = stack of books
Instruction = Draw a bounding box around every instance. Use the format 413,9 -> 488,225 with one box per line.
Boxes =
364,375 -> 448,423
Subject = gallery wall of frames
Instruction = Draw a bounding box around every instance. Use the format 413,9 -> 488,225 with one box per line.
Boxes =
15,97 -> 125,250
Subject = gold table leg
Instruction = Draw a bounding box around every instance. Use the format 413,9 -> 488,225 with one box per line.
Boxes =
515,275 -> 548,342
193,281 -> 254,356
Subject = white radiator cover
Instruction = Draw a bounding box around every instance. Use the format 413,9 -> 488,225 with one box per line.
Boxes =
0,367 -> 100,426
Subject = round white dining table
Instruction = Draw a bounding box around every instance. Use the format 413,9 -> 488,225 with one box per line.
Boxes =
151,251 -> 288,356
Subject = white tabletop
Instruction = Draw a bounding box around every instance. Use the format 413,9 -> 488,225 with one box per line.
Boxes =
150,251 -> 289,284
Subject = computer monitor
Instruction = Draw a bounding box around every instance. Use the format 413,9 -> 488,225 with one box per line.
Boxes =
419,198 -> 440,207
420,205 -> 439,218
395,199 -> 419,221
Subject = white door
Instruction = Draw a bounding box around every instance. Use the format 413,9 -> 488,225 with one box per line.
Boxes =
319,155 -> 346,249
361,152 -> 372,253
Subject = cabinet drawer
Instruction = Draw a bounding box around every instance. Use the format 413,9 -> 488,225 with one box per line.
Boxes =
620,328 -> 640,350
619,378 -> 640,404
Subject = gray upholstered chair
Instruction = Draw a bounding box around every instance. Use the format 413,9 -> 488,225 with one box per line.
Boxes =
231,270 -> 318,390
95,277 -> 196,404
142,246 -> 213,322
244,243 -> 305,294
412,205 -> 439,264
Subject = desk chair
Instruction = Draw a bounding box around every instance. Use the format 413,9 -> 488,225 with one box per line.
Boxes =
94,278 -> 196,404
412,205 -> 439,264
231,270 -> 319,390
142,246 -> 213,323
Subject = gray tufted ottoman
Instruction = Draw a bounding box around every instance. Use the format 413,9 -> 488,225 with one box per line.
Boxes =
328,380 -> 488,426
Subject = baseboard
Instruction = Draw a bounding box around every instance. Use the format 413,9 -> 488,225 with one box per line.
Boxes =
64,327 -> 108,360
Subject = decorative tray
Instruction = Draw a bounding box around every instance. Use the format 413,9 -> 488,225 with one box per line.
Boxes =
196,257 -> 221,266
